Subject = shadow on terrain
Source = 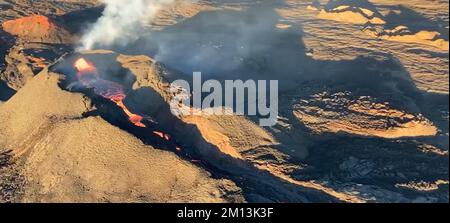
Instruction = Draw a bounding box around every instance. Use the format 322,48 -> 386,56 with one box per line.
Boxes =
52,52 -> 342,203
50,1 -> 448,202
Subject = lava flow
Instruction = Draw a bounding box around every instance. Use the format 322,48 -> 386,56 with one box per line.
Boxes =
74,58 -> 146,128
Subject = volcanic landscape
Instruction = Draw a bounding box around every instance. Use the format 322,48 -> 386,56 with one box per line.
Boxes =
0,0 -> 448,203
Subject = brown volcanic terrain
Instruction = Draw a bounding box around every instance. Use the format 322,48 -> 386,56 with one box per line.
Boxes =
0,59 -> 244,203
278,0 -> 449,94
0,0 -> 449,203
293,91 -> 438,138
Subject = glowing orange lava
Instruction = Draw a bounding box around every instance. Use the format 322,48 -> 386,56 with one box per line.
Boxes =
153,131 -> 171,140
74,58 -> 146,128
74,58 -> 96,73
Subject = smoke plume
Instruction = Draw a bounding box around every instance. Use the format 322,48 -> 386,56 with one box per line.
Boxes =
79,0 -> 175,50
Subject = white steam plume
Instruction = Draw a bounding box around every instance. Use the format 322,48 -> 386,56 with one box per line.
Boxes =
79,0 -> 175,50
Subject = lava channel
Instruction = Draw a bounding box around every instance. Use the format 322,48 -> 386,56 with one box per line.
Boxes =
74,57 -> 146,128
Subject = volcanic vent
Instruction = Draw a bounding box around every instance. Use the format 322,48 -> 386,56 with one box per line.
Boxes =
53,51 -> 180,152
50,51 -> 353,203
73,57 -> 147,128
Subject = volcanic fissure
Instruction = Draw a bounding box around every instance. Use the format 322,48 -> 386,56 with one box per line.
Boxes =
50,52 -> 342,203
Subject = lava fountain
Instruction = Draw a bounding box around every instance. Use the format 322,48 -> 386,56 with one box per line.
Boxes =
74,58 -> 146,128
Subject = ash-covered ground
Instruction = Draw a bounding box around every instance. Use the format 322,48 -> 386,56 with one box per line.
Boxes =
0,0 -> 448,203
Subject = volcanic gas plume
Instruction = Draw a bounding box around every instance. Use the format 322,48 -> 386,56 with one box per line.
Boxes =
79,0 -> 177,50
0,0 -> 448,204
